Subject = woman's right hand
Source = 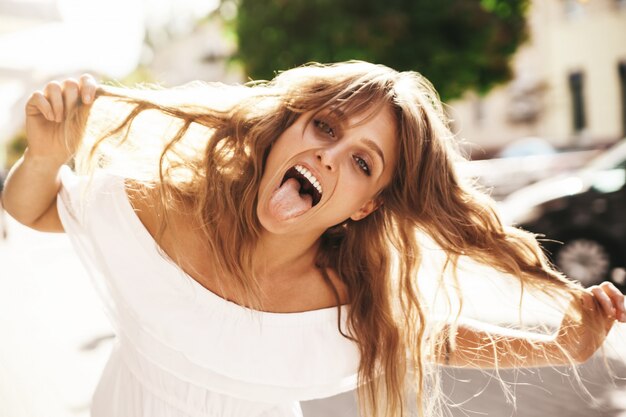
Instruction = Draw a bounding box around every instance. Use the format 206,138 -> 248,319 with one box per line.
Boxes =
25,74 -> 98,165
555,281 -> 625,364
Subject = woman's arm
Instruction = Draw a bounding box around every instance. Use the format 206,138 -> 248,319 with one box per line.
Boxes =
2,75 -> 97,232
436,281 -> 626,369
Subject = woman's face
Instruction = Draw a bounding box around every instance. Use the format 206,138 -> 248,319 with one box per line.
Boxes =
257,104 -> 398,235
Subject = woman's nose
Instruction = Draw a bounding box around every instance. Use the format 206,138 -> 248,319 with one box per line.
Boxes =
315,148 -> 336,171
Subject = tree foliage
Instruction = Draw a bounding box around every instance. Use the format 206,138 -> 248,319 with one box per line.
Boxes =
234,0 -> 529,100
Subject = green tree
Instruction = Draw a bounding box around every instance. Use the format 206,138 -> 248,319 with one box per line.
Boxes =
234,0 -> 529,100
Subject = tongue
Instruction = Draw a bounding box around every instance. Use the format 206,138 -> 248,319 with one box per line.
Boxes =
268,178 -> 313,221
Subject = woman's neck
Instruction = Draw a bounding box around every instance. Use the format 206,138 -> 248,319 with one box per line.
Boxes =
253,230 -> 322,281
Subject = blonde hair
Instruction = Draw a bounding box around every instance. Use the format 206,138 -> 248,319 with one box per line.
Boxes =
65,61 -> 590,417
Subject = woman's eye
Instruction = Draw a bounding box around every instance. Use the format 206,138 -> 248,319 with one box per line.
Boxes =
354,156 -> 371,176
314,119 -> 335,138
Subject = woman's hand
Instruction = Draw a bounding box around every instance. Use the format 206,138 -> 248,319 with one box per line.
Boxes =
556,281 -> 626,364
25,74 -> 97,165
3,74 -> 98,231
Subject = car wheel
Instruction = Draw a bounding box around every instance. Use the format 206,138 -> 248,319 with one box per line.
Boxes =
554,238 -> 613,287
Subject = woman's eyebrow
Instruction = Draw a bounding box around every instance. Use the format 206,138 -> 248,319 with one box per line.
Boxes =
361,138 -> 385,167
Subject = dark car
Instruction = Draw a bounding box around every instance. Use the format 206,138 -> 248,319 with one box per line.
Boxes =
500,140 -> 626,289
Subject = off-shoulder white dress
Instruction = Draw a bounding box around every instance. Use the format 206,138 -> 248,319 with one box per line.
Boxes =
56,166 -> 360,417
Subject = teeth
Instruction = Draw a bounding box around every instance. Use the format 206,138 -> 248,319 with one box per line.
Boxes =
295,165 -> 323,196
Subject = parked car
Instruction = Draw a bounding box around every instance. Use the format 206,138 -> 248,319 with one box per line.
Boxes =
456,148 -> 600,200
500,140 -> 626,289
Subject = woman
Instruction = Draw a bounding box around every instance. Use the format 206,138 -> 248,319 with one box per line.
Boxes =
3,61 -> 625,417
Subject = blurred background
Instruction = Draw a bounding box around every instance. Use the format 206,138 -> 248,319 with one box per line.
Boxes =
0,0 -> 625,416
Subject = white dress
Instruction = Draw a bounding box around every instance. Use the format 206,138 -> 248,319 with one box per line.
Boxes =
56,166 -> 360,417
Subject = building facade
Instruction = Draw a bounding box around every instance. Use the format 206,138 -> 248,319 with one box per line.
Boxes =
449,0 -> 626,154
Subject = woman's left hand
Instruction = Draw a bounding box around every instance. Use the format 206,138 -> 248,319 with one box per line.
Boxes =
556,281 -> 625,364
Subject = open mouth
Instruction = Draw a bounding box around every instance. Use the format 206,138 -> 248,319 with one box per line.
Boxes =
280,164 -> 323,206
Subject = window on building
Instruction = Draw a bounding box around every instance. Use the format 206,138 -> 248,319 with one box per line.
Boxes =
568,71 -> 586,133
617,61 -> 626,137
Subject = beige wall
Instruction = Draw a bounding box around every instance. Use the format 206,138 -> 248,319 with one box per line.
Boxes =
449,0 -> 626,154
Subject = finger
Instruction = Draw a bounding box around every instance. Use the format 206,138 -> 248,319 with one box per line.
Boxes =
62,78 -> 80,118
591,286 -> 616,319
27,91 -> 55,121
44,81 -> 64,122
600,282 -> 626,322
79,73 -> 97,104
580,290 -> 596,312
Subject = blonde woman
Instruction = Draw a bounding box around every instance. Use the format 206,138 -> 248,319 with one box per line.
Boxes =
3,62 -> 624,417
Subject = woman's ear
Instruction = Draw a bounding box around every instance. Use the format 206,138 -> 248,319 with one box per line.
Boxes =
350,198 -> 383,221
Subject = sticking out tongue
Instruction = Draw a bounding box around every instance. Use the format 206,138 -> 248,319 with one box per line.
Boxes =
268,178 -> 313,221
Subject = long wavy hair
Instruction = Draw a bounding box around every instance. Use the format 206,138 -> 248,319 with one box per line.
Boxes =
65,61 -> 589,417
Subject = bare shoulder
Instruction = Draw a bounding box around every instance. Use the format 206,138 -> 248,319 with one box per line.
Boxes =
123,179 -> 162,238
123,180 -> 204,254
322,268 -> 350,306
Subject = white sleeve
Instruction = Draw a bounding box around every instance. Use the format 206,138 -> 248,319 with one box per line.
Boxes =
57,165 -> 87,233
56,165 -> 123,328
57,165 -> 120,231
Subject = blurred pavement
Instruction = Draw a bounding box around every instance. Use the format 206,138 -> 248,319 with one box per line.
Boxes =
0,214 -> 112,416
